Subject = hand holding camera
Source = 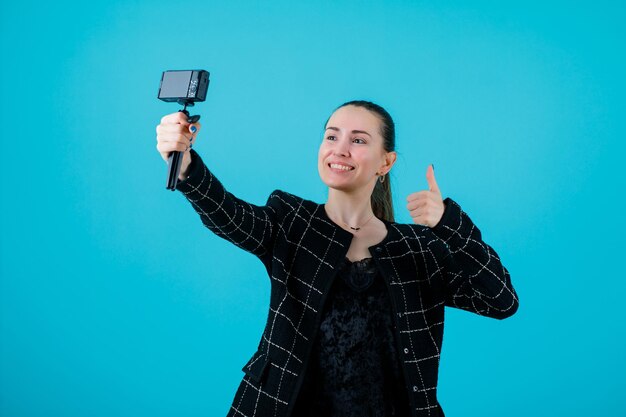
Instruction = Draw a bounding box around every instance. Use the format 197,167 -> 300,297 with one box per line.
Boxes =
155,112 -> 201,180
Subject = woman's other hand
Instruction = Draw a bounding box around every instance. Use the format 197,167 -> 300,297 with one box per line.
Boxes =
406,164 -> 446,228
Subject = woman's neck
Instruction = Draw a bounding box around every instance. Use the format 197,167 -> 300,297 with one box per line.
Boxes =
324,187 -> 375,227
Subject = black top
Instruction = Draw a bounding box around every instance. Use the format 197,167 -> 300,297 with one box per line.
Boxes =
292,256 -> 411,417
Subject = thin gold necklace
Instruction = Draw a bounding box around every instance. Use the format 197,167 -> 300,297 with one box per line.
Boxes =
341,212 -> 376,231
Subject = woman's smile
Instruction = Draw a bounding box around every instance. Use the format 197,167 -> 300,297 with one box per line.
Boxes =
328,163 -> 356,172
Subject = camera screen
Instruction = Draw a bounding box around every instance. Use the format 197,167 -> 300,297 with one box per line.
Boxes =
159,71 -> 192,98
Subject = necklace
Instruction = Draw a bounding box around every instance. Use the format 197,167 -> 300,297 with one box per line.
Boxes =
341,212 -> 376,231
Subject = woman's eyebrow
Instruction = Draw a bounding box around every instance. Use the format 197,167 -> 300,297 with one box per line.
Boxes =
325,126 -> 372,137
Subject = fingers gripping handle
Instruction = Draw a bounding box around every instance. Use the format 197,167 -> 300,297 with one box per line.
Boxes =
166,109 -> 201,190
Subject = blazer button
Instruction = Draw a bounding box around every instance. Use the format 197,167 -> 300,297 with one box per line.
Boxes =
403,348 -> 409,354
413,386 -> 418,392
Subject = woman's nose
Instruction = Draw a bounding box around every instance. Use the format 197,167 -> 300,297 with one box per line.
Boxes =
334,138 -> 350,156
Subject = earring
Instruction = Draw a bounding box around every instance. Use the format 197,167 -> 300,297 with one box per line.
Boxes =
378,173 -> 385,183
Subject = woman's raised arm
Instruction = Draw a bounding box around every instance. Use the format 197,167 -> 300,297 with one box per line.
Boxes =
176,150 -> 283,269
432,198 -> 520,320
156,112 -> 282,268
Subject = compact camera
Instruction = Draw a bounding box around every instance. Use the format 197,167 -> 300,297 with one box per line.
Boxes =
158,70 -> 210,106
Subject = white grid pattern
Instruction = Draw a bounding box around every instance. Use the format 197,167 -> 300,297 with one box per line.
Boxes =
176,150 -> 520,417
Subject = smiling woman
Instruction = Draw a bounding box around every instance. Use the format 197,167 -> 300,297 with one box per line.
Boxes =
156,99 -> 519,417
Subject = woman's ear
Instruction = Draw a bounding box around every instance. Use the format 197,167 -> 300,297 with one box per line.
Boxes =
382,151 -> 398,172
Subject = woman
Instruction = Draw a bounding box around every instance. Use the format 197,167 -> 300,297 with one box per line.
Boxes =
155,101 -> 520,417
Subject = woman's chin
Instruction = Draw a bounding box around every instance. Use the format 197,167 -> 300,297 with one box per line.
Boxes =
321,179 -> 356,193
319,171 -> 366,193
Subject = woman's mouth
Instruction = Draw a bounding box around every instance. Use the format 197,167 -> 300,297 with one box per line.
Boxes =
328,163 -> 355,172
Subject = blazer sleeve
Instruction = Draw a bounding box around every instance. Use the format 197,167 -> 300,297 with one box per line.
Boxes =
174,149 -> 282,269
431,197 -> 520,320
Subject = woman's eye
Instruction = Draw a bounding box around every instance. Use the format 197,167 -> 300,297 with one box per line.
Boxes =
325,136 -> 365,144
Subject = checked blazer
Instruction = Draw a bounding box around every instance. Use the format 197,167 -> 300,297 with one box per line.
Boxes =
175,149 -> 520,417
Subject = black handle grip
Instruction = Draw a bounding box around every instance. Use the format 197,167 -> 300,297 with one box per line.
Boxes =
166,110 -> 201,190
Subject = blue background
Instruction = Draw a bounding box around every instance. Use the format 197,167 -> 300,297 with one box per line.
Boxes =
1,1 -> 624,416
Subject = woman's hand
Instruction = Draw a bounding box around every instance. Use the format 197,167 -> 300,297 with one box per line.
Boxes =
156,111 -> 202,179
406,164 -> 446,228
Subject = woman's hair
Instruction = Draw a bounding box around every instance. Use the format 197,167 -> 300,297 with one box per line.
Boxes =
330,100 -> 396,223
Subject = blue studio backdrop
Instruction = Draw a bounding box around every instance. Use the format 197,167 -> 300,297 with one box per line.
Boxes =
1,1 -> 624,416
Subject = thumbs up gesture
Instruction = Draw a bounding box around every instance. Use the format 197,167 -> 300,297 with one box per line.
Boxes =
406,164 -> 446,228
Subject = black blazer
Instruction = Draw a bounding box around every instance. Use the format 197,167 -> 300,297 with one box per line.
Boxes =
176,149 -> 519,417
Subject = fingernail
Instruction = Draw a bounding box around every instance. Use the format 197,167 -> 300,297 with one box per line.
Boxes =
190,125 -> 197,133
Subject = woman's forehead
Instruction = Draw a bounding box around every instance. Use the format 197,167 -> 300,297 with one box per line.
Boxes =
326,105 -> 380,132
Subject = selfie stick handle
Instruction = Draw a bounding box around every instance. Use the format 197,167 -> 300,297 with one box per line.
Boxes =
166,105 -> 201,191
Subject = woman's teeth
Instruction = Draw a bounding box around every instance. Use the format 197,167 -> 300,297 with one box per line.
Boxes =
329,163 -> 354,171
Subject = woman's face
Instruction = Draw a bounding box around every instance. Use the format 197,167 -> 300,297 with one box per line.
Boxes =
318,105 -> 396,193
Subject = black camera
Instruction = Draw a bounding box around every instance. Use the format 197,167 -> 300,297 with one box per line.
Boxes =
158,70 -> 210,105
